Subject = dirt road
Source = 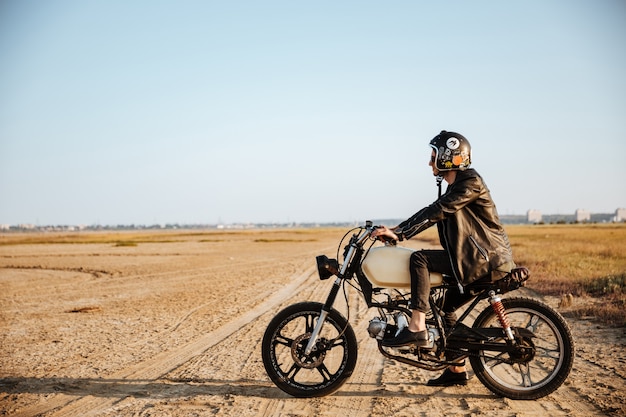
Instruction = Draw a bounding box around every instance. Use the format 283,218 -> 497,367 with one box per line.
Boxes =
1,229 -> 624,416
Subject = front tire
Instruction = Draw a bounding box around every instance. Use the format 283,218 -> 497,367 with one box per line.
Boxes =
470,297 -> 574,400
261,302 -> 358,397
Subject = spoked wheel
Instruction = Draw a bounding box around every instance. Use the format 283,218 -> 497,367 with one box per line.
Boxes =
261,302 -> 358,397
470,297 -> 575,400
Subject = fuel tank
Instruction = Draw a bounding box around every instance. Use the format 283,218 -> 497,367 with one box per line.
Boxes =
361,246 -> 443,288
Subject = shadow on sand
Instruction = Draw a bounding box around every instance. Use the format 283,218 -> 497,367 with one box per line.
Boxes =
1,375 -> 493,402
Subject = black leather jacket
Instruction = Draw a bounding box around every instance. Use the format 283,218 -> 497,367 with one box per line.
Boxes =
394,168 -> 515,284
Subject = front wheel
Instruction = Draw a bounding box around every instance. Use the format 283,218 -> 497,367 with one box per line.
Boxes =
470,297 -> 574,400
261,302 -> 358,397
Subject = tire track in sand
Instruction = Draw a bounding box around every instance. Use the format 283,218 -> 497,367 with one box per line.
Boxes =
158,271 -> 386,417
13,266 -> 317,417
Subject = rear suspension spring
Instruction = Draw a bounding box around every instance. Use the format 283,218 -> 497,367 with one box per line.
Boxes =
488,291 -> 515,341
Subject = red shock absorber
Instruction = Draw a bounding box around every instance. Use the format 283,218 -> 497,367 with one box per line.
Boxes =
488,291 -> 515,340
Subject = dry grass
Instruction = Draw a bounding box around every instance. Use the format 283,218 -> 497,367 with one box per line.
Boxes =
506,223 -> 626,326
0,228 -> 334,246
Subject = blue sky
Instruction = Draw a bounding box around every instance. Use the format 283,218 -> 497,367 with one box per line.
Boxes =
1,1 -> 625,226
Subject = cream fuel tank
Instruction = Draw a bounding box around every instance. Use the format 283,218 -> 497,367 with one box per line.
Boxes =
361,246 -> 443,288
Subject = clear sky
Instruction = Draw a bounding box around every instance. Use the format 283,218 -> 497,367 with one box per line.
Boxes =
1,1 -> 625,226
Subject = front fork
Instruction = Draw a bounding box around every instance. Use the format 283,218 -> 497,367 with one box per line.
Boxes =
304,239 -> 363,356
304,276 -> 342,355
304,226 -> 372,356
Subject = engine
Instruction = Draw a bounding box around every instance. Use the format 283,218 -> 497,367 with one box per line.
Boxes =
367,317 -> 388,340
368,315 -> 438,349
367,313 -> 407,340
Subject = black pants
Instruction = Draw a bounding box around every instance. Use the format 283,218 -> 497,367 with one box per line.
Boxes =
409,250 -> 473,323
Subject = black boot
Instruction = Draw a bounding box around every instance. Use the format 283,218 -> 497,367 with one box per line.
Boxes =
381,328 -> 429,347
427,368 -> 469,386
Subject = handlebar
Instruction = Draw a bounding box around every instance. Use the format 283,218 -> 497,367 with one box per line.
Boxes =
369,223 -> 398,246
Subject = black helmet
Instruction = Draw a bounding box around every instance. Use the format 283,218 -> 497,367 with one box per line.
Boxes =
429,130 -> 471,171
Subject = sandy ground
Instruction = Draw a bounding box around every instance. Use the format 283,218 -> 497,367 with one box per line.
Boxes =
1,229 -> 625,416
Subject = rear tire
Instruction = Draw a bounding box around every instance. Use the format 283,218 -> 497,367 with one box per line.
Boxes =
469,297 -> 574,400
261,302 -> 358,397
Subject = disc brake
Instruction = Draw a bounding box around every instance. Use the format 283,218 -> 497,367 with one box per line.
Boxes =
292,333 -> 326,369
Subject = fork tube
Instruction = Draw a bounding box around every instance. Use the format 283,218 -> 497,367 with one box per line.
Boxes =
305,229 -> 366,356
304,309 -> 328,355
304,276 -> 342,355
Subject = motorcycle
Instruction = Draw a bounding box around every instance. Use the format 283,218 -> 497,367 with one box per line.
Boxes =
261,221 -> 574,399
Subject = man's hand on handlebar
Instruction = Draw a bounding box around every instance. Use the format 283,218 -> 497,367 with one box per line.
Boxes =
371,225 -> 399,243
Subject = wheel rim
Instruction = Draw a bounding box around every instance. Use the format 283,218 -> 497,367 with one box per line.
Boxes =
477,306 -> 566,392
268,310 -> 351,391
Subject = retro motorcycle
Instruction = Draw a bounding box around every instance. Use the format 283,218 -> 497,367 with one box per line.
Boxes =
261,221 -> 574,399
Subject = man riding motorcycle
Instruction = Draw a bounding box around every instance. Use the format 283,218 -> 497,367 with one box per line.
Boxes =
372,130 -> 515,386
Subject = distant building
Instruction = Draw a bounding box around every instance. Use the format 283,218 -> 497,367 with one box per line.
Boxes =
614,208 -> 626,222
575,209 -> 591,222
527,209 -> 542,223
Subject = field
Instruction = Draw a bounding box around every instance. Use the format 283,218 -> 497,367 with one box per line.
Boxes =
508,224 -> 626,326
1,225 -> 625,416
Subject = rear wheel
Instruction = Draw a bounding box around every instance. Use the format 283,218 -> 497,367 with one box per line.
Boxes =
469,297 -> 574,400
261,302 -> 358,397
